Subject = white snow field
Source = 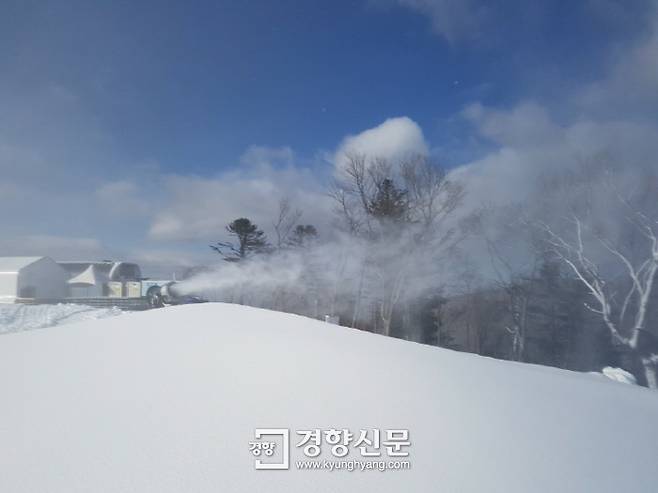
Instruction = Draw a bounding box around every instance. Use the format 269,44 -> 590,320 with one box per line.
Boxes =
1,303 -> 657,493
0,303 -> 123,334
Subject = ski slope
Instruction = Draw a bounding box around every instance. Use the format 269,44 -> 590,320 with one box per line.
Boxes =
0,303 -> 123,334
0,303 -> 657,492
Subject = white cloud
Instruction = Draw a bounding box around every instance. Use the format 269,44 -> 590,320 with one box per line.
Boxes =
453,112 -> 658,211
461,102 -> 563,149
449,5 -> 658,213
146,116 -> 429,245
578,8 -> 658,117
333,116 -> 429,172
148,148 -> 333,243
374,0 -> 488,43
149,120 -> 430,244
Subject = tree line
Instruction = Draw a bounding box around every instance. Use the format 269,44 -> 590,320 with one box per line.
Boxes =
196,154 -> 658,388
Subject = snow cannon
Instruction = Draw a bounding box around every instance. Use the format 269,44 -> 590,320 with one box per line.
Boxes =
146,281 -> 207,308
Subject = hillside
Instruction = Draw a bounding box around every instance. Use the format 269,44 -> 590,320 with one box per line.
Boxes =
1,303 -> 657,492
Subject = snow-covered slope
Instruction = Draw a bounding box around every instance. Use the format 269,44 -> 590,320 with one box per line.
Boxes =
0,303 -> 123,334
0,303 -> 657,492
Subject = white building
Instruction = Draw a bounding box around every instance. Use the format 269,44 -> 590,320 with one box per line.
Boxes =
59,261 -> 142,298
0,257 -> 68,303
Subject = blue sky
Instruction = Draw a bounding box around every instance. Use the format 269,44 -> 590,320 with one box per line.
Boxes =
3,0 -> 647,167
1,0 -> 657,271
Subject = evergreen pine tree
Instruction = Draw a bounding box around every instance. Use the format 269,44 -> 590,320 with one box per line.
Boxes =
210,218 -> 269,261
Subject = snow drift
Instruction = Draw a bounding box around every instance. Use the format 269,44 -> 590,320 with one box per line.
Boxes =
0,303 -> 123,334
0,303 -> 657,492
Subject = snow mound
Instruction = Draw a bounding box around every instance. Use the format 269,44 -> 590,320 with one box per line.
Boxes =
0,303 -> 123,334
0,303 -> 657,492
602,366 -> 638,385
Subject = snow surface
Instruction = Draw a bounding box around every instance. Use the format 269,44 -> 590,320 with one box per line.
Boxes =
1,303 -> 657,492
0,303 -> 123,334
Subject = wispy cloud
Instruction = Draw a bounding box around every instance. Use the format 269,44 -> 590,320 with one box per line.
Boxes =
372,0 -> 489,43
452,5 -> 658,212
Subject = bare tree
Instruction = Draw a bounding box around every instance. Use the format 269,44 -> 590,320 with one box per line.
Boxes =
330,153 -> 465,337
401,155 -> 464,234
272,197 -> 302,249
536,170 -> 658,387
475,205 -> 543,362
